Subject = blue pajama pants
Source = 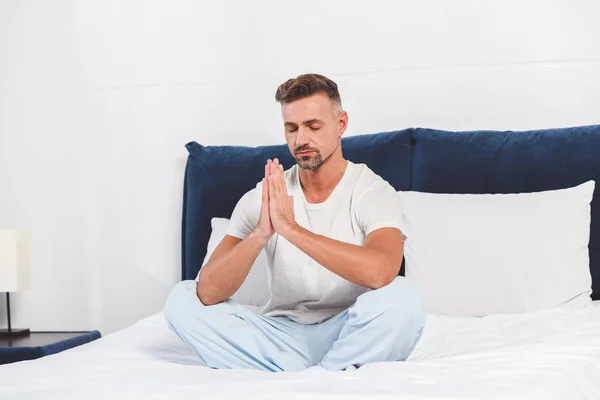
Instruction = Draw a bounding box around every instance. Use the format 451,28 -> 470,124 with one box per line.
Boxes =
163,277 -> 426,372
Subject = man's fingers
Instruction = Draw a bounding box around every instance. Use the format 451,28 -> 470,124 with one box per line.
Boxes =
268,173 -> 277,200
265,160 -> 272,199
277,164 -> 287,197
270,174 -> 281,200
270,158 -> 276,174
266,160 -> 273,195
267,158 -> 288,202
267,160 -> 278,194
261,178 -> 268,204
276,164 -> 287,196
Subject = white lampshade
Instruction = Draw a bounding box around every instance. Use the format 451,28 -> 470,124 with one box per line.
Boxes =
0,229 -> 31,292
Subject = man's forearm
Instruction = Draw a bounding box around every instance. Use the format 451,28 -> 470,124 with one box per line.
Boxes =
281,224 -> 398,289
197,230 -> 269,305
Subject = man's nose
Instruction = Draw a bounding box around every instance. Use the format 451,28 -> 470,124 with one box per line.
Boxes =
295,127 -> 310,147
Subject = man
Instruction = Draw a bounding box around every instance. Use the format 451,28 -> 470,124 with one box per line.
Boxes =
164,73 -> 426,372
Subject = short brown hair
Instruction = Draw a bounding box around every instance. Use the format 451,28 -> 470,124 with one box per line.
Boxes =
275,73 -> 342,111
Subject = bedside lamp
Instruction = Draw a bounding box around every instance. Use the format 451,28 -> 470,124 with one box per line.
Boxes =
0,229 -> 31,338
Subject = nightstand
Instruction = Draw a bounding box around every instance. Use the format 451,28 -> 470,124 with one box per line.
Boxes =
0,331 -> 101,365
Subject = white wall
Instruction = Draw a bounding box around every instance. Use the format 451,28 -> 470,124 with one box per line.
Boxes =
1,0 -> 599,335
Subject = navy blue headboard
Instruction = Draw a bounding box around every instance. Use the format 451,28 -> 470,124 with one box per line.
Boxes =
181,124 -> 600,300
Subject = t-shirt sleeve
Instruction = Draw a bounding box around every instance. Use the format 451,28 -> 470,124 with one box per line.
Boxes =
226,185 -> 262,239
356,180 -> 404,237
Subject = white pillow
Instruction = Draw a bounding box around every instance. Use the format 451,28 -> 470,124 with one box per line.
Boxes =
195,218 -> 270,308
400,181 -> 595,317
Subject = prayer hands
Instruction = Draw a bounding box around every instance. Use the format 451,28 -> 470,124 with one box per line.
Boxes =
265,158 -> 296,237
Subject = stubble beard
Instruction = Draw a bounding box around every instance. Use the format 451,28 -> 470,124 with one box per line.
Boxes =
296,151 -> 324,171
295,142 -> 339,171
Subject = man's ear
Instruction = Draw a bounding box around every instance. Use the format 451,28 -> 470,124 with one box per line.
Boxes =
338,111 -> 348,138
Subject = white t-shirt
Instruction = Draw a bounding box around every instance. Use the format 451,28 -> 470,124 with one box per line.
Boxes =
226,160 -> 403,324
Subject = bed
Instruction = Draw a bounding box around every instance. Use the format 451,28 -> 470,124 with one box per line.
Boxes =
1,302 -> 600,399
2,125 -> 600,399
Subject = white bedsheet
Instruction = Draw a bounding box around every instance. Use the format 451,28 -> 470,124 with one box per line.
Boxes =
2,302 -> 600,400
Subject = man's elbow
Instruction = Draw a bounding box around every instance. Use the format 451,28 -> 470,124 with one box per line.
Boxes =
367,264 -> 398,290
196,284 -> 223,306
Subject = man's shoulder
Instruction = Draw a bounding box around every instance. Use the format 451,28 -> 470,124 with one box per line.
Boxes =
349,162 -> 394,194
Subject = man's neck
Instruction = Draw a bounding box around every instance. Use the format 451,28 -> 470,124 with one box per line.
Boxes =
299,156 -> 349,204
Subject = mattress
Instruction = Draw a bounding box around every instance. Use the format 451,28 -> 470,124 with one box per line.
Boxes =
1,301 -> 600,400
